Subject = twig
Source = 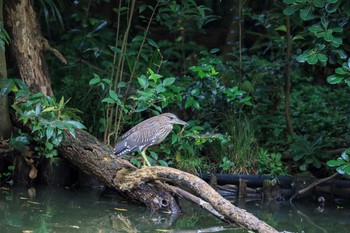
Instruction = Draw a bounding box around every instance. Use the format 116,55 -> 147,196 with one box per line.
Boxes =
163,183 -> 229,223
290,173 -> 338,203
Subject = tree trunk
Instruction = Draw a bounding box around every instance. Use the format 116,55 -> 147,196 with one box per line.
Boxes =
0,0 -> 13,140
4,0 -> 65,96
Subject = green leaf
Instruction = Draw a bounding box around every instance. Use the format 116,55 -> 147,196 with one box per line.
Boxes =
210,48 -> 220,54
275,25 -> 287,32
312,0 -> 326,7
163,77 -> 176,86
307,54 -> 318,64
158,160 -> 169,167
331,37 -> 342,47
320,17 -> 328,29
300,6 -> 315,20
325,2 -> 339,12
29,92 -> 44,100
185,97 -> 194,109
283,0 -> 297,3
117,81 -> 126,88
139,4 -> 147,13
323,30 -> 333,42
192,100 -> 200,110
335,67 -> 348,75
341,151 -> 349,161
299,163 -> 308,171
45,142 -> 54,150
149,151 -> 158,160
46,126 -> 54,140
146,38 -> 158,48
22,110 -> 36,119
155,84 -> 166,93
138,75 -> 149,89
327,74 -> 344,84
68,127 -> 76,138
42,106 -> 56,113
317,53 -> 328,63
283,5 -> 301,15
59,97 -> 65,110
109,90 -> 119,101
308,24 -> 323,33
333,49 -> 347,59
135,104 -> 148,112
130,158 -> 141,167
35,104 -> 41,116
171,134 -> 178,144
64,120 -> 86,129
102,97 -> 115,104
89,74 -> 100,85
345,79 -> 350,87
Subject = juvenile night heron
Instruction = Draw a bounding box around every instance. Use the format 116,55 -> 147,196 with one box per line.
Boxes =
113,113 -> 187,166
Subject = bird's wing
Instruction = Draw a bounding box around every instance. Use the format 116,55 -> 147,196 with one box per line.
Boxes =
119,118 -> 160,140
113,119 -> 160,156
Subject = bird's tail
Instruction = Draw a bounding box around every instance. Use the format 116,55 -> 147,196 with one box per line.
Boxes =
113,139 -> 130,157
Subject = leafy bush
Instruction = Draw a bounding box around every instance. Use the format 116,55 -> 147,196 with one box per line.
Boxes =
289,134 -> 330,172
257,149 -> 289,176
2,79 -> 85,158
327,149 -> 350,175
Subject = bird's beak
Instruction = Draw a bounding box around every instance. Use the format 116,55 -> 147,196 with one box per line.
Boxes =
174,118 -> 188,126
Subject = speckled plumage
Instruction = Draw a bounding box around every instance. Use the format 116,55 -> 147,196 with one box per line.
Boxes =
113,113 -> 187,166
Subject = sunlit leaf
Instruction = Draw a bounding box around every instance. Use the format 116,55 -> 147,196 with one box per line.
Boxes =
327,74 -> 343,84
109,90 -> 119,101
163,77 -> 176,86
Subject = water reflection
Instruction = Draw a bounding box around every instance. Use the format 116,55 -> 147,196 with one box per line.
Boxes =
1,186 -> 350,233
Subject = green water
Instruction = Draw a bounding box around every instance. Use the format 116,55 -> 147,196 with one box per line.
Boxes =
1,186 -> 350,233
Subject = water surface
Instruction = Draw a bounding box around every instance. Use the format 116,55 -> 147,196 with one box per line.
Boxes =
1,186 -> 350,232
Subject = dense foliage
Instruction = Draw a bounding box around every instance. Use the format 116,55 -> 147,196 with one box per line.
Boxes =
3,0 -> 350,177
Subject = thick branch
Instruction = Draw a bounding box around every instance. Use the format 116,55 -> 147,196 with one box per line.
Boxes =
117,166 -> 279,233
58,129 -> 181,213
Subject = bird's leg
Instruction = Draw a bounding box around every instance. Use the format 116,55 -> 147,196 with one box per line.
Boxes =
141,148 -> 151,167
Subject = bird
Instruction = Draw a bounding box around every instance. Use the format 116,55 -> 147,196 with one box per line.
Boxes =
113,113 -> 187,166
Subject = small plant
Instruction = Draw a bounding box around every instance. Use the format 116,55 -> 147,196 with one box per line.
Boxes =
219,157 -> 235,172
257,149 -> 289,176
4,80 -> 85,158
327,58 -> 350,86
289,134 -> 329,172
0,165 -> 15,182
218,114 -> 258,174
129,151 -> 170,168
327,149 -> 350,175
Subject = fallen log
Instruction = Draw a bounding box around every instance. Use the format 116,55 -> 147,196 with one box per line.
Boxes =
58,129 -> 181,213
59,129 -> 279,233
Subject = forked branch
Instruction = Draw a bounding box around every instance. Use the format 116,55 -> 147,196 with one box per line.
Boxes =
116,166 -> 279,233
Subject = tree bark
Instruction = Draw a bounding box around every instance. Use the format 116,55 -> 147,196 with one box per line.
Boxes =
58,129 -> 182,213
0,0 -> 13,140
4,0 -> 65,96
